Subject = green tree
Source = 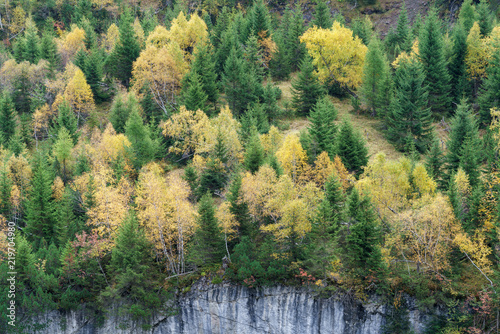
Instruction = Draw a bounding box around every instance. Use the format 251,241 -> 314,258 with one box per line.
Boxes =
337,188 -> 385,283
182,72 -> 208,112
190,193 -> 225,267
419,9 -> 451,114
458,0 -> 477,33
312,0 -> 333,29
387,58 -> 434,153
244,130 -> 265,173
250,0 -> 271,38
426,138 -> 445,187
361,36 -> 391,117
24,155 -> 56,250
291,55 -> 325,116
106,7 -> 140,87
227,175 -> 253,238
478,37 -> 500,125
190,42 -> 219,111
53,127 -> 74,182
103,211 -> 163,323
125,109 -> 158,170
448,23 -> 468,107
477,0 -> 493,36
446,99 -> 481,185
52,100 -> 79,144
335,119 -> 368,177
307,96 -> 338,159
23,20 -> 41,64
39,32 -> 60,77
109,93 -> 140,134
0,93 -> 17,146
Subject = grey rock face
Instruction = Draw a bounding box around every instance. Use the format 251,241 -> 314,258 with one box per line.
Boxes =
27,283 -> 436,334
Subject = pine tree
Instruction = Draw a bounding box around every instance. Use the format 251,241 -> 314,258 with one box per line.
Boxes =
394,3 -> 412,53
478,38 -> 500,125
335,120 -> 368,177
125,109 -> 158,170
307,96 -> 338,159
426,138 -> 444,187
83,48 -> 106,102
182,72 -> 208,112
270,7 -> 292,80
190,43 -> 219,111
227,175 -> 253,238
458,0 -> 477,33
25,154 -> 56,250
459,136 -> 481,188
361,36 -> 391,117
477,0 -> 493,36
250,0 -> 271,38
0,165 -> 12,218
110,93 -> 140,134
387,58 -> 434,153
244,130 -> 265,173
446,100 -> 480,184
287,5 -> 307,72
419,9 -> 451,114
337,188 -> 385,283
106,7 -> 140,87
39,32 -> 60,77
223,47 -> 259,116
312,0 -> 333,29
23,19 -> 40,64
190,193 -> 225,267
261,80 -> 281,122
0,93 -> 17,146
55,187 -> 82,246
52,100 -> 78,144
448,23 -> 468,107
291,55 -> 325,116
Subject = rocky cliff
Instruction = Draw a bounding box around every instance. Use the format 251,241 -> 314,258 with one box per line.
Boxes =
28,283 -> 437,334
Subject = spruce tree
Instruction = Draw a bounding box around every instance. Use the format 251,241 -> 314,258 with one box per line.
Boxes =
287,5 -> 307,72
25,154 -> 56,250
312,0 -> 333,29
0,165 -> 12,218
458,0 -> 477,33
244,130 -> 265,173
335,119 -> 369,177
477,0 -> 493,36
478,38 -> 500,125
182,72 -> 208,112
110,93 -> 140,134
291,55 -> 325,116
361,36 -> 391,117
23,20 -> 40,64
227,175 -> 253,238
190,193 -> 225,267
446,100 -> 480,185
141,84 -> 163,124
448,23 -> 468,107
337,188 -> 385,283
190,43 -> 219,111
394,2 -> 412,53
106,7 -> 140,87
52,100 -> 78,144
55,187 -> 82,246
250,0 -> 271,38
39,32 -> 60,77
223,47 -> 259,116
0,93 -> 17,146
307,96 -> 338,159
83,48 -> 106,102
459,136 -> 481,188
426,138 -> 445,187
387,58 -> 434,153
125,109 -> 158,170
270,7 -> 292,80
419,9 -> 451,114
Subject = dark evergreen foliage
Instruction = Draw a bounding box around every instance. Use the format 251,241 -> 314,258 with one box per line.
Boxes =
291,56 -> 325,116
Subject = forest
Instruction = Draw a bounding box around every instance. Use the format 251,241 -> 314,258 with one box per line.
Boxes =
0,0 -> 499,332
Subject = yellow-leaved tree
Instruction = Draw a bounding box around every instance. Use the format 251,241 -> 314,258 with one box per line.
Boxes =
62,68 -> 95,126
466,22 -> 490,96
135,163 -> 196,275
102,23 -> 120,53
276,134 -> 309,183
57,24 -> 86,66
300,22 -> 368,97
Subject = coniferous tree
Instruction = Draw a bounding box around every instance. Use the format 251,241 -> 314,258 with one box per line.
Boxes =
448,23 -> 468,107
0,93 -> 17,146
182,72 -> 208,112
477,0 -> 493,37
446,100 -> 481,185
270,7 -> 292,80
141,84 -> 163,124
458,0 -> 477,33
287,6 -> 307,72
83,48 -> 106,102
426,138 -> 445,187
25,155 -> 56,250
52,100 -> 78,144
125,109 -> 158,170
106,7 -> 140,87
244,130 -> 265,173
291,55 -> 325,116
478,38 -> 500,125
312,0 -> 333,29
337,188 -> 385,283
335,120 -> 368,177
0,165 -> 12,218
250,0 -> 271,38
190,193 -> 225,267
307,96 -> 338,159
190,43 -> 219,111
361,36 -> 391,117
385,2 -> 412,58
227,175 -> 253,238
223,47 -> 259,116
387,58 -> 434,153
23,20 -> 41,64
39,32 -> 60,77
419,9 -> 451,114
110,93 -> 140,134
